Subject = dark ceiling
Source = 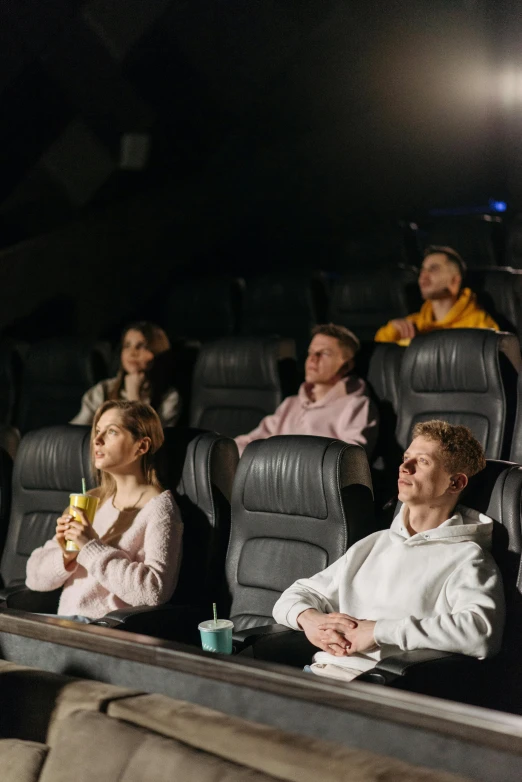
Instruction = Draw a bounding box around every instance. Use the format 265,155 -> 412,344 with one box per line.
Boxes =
0,0 -> 520,249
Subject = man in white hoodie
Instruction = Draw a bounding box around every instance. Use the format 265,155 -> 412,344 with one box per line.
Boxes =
272,420 -> 505,681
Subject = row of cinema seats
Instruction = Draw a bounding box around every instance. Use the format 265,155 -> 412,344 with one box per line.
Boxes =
0,324 -> 520,453
0,338 -> 110,437
0,418 -> 520,714
159,264 -> 522,353
0,326 -> 520,518
0,334 -> 298,439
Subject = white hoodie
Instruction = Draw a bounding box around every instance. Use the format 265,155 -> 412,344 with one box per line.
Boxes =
272,505 -> 505,674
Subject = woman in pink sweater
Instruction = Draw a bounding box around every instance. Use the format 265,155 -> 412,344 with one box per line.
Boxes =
26,400 -> 183,621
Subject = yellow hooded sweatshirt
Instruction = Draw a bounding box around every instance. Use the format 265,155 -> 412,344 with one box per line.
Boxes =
374,287 -> 499,346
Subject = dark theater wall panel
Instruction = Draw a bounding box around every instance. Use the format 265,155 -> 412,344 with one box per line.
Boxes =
0,1 -> 514,336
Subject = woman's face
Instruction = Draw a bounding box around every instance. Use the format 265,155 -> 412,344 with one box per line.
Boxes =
93,410 -> 148,474
121,329 -> 155,375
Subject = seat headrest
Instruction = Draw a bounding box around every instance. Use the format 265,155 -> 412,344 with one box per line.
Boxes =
16,425 -> 92,492
25,339 -> 106,386
195,338 -> 291,390
405,330 -> 521,393
241,436 -> 372,518
333,269 -> 416,313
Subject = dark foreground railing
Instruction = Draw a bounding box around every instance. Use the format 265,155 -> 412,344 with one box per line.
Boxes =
0,608 -> 521,782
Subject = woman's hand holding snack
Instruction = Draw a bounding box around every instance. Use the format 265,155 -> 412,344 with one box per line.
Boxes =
63,507 -> 100,551
56,511 -> 79,566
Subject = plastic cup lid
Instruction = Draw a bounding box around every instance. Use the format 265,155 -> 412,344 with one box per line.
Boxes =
198,619 -> 234,631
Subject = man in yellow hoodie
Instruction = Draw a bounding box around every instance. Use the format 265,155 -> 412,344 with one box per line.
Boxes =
374,246 -> 499,346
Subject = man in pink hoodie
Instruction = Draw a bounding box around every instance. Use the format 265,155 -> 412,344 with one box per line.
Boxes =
235,324 -> 378,456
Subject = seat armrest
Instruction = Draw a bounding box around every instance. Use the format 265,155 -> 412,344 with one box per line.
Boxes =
232,623 -> 291,646
235,625 -> 317,667
0,586 -> 61,613
0,584 -> 29,604
356,649 -> 482,699
92,604 -> 206,645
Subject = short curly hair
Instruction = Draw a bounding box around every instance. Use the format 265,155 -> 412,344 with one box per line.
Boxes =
412,420 -> 486,477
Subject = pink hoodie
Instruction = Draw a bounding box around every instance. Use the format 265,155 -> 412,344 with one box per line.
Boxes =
26,491 -> 183,619
235,376 -> 378,456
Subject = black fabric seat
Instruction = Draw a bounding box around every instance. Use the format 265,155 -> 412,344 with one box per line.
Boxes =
16,339 -> 110,433
395,329 -> 521,459
190,337 -> 298,438
328,267 -> 421,344
0,426 -> 238,639
163,277 -> 241,343
466,266 -> 522,338
358,460 -> 522,714
240,273 -> 326,357
225,435 -> 374,635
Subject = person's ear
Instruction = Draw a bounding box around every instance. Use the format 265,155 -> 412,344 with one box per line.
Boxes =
136,437 -> 151,457
449,473 -> 467,493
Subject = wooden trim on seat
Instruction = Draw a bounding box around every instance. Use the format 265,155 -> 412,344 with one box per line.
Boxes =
0,608 -> 521,756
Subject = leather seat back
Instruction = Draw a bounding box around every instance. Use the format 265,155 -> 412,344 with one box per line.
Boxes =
17,339 -> 109,432
164,277 -> 241,342
396,329 -> 521,459
367,344 -> 405,508
241,274 -> 324,355
509,372 -> 522,464
424,216 -> 501,267
226,435 -> 374,630
460,459 -> 522,713
190,337 -> 297,438
505,212 -> 522,269
466,267 -> 522,337
0,426 -> 93,587
157,428 -> 238,608
329,267 -> 420,343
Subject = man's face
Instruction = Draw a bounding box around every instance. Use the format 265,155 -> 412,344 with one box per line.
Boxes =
398,436 -> 455,505
418,253 -> 461,300
305,334 -> 351,385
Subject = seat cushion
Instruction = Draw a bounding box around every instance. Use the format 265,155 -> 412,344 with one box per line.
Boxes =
108,695 -> 472,782
0,662 -> 140,744
0,739 -> 48,782
42,710 -> 275,782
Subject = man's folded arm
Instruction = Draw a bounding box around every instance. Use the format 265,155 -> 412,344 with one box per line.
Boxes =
273,554 -> 355,629
374,556 -> 505,659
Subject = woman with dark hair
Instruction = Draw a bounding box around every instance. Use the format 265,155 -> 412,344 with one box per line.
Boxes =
71,322 -> 180,426
26,400 -> 183,620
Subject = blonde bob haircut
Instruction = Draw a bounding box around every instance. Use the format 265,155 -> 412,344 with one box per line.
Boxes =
91,400 -> 164,504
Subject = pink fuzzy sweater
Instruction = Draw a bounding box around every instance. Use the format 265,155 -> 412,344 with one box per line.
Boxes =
26,491 -> 183,619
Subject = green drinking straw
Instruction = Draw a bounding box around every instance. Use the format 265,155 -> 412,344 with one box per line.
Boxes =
213,602 -> 218,626
82,478 -> 87,495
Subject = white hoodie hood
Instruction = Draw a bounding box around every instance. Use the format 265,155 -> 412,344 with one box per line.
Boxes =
273,504 -> 504,673
390,504 -> 494,549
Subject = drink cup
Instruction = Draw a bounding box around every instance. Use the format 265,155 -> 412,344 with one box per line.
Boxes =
66,494 -> 100,552
198,619 -> 234,654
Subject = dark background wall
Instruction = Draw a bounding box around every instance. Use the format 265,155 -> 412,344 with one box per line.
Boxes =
0,0 -> 520,338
